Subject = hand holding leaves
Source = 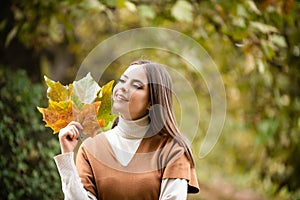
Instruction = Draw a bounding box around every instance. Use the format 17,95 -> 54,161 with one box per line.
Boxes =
37,73 -> 115,137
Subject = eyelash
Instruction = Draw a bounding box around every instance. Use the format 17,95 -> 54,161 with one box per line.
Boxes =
133,84 -> 143,89
118,79 -> 143,89
118,78 -> 125,83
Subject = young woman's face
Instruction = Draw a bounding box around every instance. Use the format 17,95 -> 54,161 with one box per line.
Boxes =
112,64 -> 151,120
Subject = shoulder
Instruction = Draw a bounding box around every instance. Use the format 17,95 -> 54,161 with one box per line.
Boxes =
143,133 -> 185,164
158,134 -> 185,156
140,133 -> 178,151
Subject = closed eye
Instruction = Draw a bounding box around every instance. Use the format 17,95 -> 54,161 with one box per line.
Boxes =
118,78 -> 125,83
133,84 -> 143,89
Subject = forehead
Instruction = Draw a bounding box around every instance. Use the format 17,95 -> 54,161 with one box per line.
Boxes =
123,64 -> 147,82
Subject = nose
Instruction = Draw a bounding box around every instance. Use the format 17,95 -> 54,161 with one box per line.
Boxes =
119,82 -> 129,92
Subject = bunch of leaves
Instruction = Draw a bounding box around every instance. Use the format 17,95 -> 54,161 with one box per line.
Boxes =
37,73 -> 116,137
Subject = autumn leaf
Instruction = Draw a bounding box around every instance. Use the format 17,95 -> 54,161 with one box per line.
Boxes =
44,76 -> 69,102
73,72 -> 100,104
73,102 -> 102,138
37,100 -> 74,133
48,100 -> 70,110
97,80 -> 117,130
71,93 -> 83,109
37,73 -> 116,136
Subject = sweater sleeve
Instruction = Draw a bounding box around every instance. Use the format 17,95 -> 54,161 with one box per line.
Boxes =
162,146 -> 200,194
159,178 -> 187,200
54,152 -> 97,200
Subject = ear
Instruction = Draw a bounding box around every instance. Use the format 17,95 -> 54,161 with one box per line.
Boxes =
147,102 -> 152,110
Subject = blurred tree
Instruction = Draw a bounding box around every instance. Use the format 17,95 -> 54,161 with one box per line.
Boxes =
1,0 -> 300,198
190,0 -> 300,195
0,68 -> 63,199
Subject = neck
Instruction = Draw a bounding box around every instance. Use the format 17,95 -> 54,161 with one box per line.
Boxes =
117,115 -> 150,139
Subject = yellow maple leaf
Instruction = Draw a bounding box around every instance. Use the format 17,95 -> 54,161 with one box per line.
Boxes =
37,74 -> 116,136
44,76 -> 70,102
37,101 -> 74,134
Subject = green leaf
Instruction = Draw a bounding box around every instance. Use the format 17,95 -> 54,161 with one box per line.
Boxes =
261,39 -> 276,60
104,0 -> 124,7
250,21 -> 278,34
49,17 -> 64,43
139,5 -> 156,19
44,76 -> 69,102
247,0 -> 261,15
124,1 -> 137,12
105,0 -> 117,7
73,73 -> 100,104
71,93 -> 83,109
256,119 -> 279,145
5,26 -> 18,47
232,17 -> 246,28
97,80 -> 116,128
256,59 -> 265,74
171,0 -> 193,23
237,4 -> 248,18
80,0 -> 106,11
270,34 -> 287,48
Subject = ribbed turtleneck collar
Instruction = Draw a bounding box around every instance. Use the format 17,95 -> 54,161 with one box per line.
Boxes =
117,115 -> 150,139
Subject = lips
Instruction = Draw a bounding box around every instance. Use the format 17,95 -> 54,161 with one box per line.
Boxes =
115,93 -> 129,102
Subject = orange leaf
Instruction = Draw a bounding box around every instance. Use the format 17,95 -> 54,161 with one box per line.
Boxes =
37,101 -> 74,134
73,101 -> 102,137
98,119 -> 106,128
37,73 -> 115,135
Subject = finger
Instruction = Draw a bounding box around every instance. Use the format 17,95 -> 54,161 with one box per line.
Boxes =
68,121 -> 84,130
67,128 -> 78,141
71,125 -> 80,139
59,125 -> 75,139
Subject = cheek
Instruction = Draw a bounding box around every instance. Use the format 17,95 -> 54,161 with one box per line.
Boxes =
129,91 -> 149,108
112,84 -> 120,99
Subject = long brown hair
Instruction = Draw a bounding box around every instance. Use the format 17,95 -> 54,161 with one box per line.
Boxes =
129,59 -> 195,166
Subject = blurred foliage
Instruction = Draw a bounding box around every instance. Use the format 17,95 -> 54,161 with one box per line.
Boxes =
0,68 -> 63,199
208,0 -> 300,195
1,0 -> 300,199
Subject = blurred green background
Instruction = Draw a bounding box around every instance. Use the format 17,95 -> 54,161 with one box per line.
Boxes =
1,0 -> 300,199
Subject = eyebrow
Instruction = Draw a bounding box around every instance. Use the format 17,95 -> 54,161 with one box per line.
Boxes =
122,74 -> 145,85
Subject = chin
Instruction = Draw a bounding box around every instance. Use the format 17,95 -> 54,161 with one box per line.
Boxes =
112,105 -> 127,116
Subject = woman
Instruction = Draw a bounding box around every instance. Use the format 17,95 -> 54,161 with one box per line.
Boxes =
54,60 -> 199,199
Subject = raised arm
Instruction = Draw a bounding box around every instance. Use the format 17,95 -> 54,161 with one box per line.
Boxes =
54,121 -> 97,200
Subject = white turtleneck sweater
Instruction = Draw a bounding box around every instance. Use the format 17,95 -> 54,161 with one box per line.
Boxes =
54,116 -> 187,200
105,115 -> 150,166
